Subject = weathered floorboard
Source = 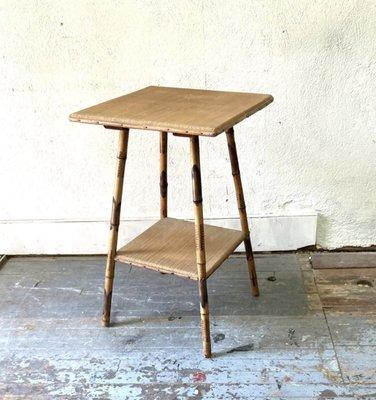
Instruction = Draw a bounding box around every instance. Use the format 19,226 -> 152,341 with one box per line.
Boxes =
325,311 -> 376,346
314,267 -> 376,311
311,252 -> 376,269
1,254 -> 376,399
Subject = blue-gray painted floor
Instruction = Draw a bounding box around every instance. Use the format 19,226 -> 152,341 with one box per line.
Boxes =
0,253 -> 375,399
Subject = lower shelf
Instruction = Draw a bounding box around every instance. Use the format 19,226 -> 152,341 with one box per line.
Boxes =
115,217 -> 245,280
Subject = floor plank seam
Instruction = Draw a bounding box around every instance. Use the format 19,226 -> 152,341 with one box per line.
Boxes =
322,308 -> 346,384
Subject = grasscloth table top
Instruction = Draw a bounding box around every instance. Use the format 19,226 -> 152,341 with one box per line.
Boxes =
69,86 -> 273,136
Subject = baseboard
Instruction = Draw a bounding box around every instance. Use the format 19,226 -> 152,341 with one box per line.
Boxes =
0,213 -> 317,255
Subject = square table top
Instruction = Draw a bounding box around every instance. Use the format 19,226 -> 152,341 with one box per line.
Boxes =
69,86 -> 273,137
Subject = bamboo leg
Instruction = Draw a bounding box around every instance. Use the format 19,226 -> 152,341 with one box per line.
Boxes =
190,136 -> 212,358
159,131 -> 168,218
226,127 -> 259,297
102,128 -> 129,327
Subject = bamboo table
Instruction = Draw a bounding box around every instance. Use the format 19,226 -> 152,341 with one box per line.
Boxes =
69,86 -> 273,358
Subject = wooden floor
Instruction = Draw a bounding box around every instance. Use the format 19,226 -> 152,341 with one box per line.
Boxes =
0,253 -> 375,399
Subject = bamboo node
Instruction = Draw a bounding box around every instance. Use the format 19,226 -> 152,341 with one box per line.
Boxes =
191,165 -> 203,203
160,171 -> 168,197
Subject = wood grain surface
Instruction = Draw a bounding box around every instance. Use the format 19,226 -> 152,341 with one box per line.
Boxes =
115,218 -> 245,280
69,86 -> 273,136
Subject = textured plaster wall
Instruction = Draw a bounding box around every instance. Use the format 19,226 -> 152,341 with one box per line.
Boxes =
0,0 -> 375,250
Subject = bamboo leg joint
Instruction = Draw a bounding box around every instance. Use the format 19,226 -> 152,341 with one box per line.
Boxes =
226,128 -> 259,297
102,128 -> 129,327
159,131 -> 168,218
190,136 -> 212,358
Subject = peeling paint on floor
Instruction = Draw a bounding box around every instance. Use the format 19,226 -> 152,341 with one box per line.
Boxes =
0,253 -> 375,399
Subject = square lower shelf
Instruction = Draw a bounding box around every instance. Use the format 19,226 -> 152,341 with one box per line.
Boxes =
115,217 -> 245,280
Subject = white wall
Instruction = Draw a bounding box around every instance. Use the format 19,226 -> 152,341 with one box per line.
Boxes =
0,0 -> 375,254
